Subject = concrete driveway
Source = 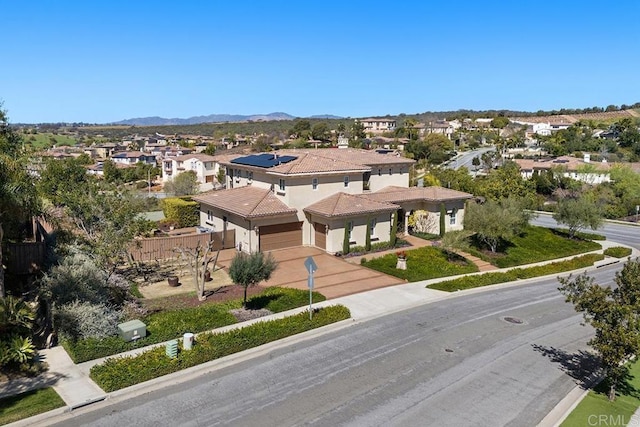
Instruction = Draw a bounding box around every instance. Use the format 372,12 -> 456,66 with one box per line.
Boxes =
217,246 -> 403,299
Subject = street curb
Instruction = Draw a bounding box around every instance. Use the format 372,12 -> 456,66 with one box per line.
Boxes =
18,318 -> 358,426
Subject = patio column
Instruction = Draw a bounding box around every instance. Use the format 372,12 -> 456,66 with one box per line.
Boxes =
404,211 -> 410,234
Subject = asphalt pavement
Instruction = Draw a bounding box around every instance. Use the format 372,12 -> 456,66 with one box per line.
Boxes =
2,235 -> 637,426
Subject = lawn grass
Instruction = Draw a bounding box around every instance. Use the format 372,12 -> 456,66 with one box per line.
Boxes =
362,246 -> 478,282
22,132 -> 78,149
0,388 -> 65,425
470,226 -> 601,268
561,359 -> 640,427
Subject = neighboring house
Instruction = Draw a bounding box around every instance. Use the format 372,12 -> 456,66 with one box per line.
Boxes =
358,118 -> 397,134
511,120 -> 573,136
111,151 -> 157,166
155,145 -> 194,160
419,121 -> 455,139
86,160 -> 132,176
89,142 -> 122,160
162,153 -> 219,191
513,155 -> 611,184
193,148 -> 473,254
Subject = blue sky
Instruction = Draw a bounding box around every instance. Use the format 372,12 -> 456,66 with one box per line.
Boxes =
2,1 -> 639,123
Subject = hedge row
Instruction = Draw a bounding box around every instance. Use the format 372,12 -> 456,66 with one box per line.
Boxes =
64,287 -> 326,363
161,197 -> 199,228
90,305 -> 351,392
428,254 -> 604,292
603,246 -> 633,258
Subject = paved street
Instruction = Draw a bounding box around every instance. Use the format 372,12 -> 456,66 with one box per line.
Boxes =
46,264 -> 621,427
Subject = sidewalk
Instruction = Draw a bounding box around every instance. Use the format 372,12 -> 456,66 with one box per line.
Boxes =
3,240 -> 638,427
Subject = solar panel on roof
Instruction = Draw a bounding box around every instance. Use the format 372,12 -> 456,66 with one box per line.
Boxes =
231,153 -> 297,168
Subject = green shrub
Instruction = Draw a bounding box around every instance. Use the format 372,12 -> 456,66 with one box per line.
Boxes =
603,247 -> 632,258
161,197 -> 199,227
90,305 -> 351,392
62,287 -> 325,363
129,283 -> 143,299
429,254 -> 604,292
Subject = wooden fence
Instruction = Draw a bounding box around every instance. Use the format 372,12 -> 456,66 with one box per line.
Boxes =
128,229 -> 235,262
3,242 -> 46,275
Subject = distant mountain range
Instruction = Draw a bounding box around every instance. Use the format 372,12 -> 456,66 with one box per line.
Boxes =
112,112 -> 343,126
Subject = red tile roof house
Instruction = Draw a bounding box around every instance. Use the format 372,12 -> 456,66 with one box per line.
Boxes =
513,154 -> 612,185
192,149 -> 473,254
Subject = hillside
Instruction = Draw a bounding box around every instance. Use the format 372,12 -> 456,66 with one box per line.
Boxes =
510,109 -> 640,125
112,112 -> 298,126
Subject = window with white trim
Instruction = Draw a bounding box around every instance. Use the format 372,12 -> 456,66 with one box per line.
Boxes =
347,221 -> 354,240
279,179 -> 285,191
370,218 -> 377,237
449,209 -> 456,225
344,176 -> 349,188
312,177 -> 318,190
389,168 -> 392,175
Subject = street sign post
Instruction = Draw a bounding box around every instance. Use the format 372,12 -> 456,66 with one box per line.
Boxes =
304,256 -> 318,319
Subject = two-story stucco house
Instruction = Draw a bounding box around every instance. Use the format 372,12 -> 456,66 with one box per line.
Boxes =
192,148 -> 473,254
358,118 -> 397,135
110,151 -> 157,166
162,153 -> 220,191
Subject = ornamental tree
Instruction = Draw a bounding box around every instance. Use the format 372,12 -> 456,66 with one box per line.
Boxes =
558,258 -> 640,401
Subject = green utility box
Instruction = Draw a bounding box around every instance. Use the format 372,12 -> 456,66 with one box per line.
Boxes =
166,340 -> 178,358
117,319 -> 147,342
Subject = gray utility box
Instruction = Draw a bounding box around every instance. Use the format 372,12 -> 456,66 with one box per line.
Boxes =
117,319 -> 147,342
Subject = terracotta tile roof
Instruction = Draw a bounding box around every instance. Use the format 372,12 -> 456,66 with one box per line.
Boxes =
112,151 -> 148,158
268,152 -> 370,175
171,153 -> 218,162
513,156 -> 611,172
304,192 -> 399,218
218,148 -> 414,176
362,186 -> 474,203
212,153 -> 244,164
279,148 -> 414,167
193,187 -> 297,219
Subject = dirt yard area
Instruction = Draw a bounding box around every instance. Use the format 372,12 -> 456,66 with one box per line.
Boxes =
137,266 -> 234,299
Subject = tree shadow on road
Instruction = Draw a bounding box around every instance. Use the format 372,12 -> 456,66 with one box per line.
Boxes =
531,344 -> 602,389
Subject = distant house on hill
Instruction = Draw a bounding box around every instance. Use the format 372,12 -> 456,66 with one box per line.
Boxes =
513,154 -> 611,185
358,118 -> 397,134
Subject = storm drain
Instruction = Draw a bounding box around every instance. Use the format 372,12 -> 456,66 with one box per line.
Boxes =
502,316 -> 524,325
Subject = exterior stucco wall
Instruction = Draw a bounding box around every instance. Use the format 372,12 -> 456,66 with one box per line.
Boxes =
320,212 -> 393,255
367,164 -> 411,191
